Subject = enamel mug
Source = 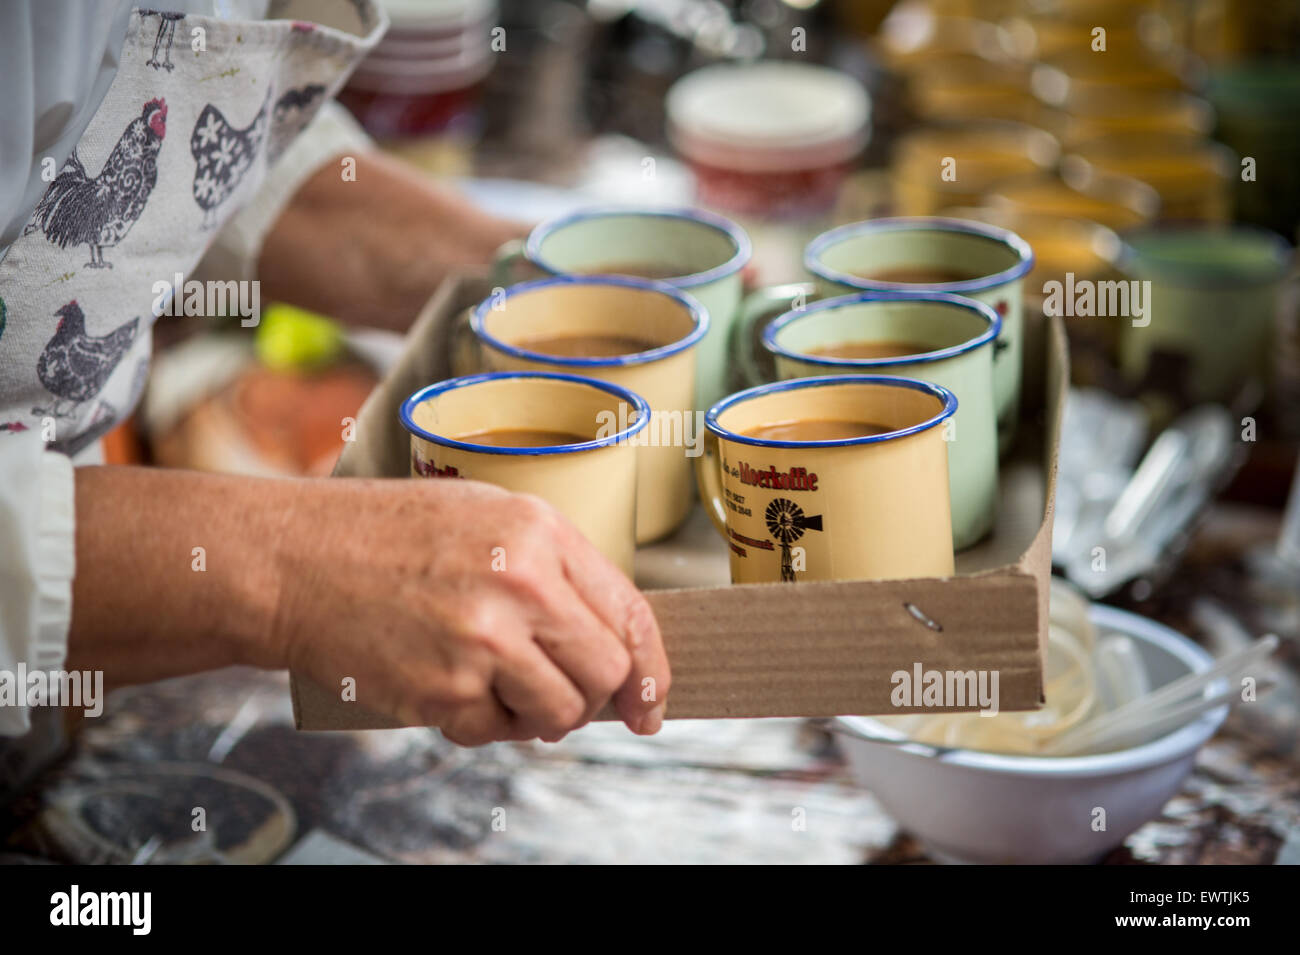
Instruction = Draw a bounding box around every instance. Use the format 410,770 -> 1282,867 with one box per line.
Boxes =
696,375 -> 958,584
803,217 -> 1034,454
400,372 -> 649,577
495,206 -> 752,410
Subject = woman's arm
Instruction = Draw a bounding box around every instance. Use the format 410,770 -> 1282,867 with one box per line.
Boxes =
68,466 -> 669,741
256,150 -> 527,331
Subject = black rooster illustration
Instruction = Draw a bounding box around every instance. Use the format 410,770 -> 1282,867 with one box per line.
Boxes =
191,87 -> 272,228
34,301 -> 139,418
141,9 -> 184,71
24,99 -> 167,269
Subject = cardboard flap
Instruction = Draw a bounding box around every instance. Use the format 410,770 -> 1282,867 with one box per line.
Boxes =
331,272 -> 492,480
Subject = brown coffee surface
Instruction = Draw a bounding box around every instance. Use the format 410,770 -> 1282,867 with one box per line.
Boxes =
517,333 -> 659,358
806,340 -> 934,360
743,419 -> 894,442
858,265 -> 979,285
577,262 -> 684,280
457,428 -> 590,448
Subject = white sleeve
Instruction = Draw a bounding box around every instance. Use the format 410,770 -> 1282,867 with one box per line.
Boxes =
192,100 -> 374,284
0,0 -> 133,252
0,430 -> 76,736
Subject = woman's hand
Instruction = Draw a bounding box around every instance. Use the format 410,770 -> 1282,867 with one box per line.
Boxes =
69,468 -> 668,743
273,478 -> 668,742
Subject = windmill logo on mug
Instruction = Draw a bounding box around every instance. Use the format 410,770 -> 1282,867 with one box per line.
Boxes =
765,497 -> 823,582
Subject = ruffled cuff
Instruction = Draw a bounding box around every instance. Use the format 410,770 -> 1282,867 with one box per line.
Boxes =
0,432 -> 75,736
33,448 -> 75,672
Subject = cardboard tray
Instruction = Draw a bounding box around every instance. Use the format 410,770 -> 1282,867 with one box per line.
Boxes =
292,273 -> 1065,728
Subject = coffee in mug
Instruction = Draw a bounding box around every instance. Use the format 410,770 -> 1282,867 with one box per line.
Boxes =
743,419 -> 893,441
576,262 -> 684,281
455,428 -> 592,447
515,333 -> 661,358
856,266 -> 978,285
805,340 -> 933,360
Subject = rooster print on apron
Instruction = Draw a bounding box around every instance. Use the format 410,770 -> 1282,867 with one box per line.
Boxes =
0,1 -> 382,456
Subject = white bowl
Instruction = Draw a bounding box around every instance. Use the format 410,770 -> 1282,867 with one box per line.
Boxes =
835,605 -> 1228,864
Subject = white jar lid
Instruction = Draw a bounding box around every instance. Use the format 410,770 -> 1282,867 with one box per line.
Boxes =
667,61 -> 870,172
376,0 -> 496,31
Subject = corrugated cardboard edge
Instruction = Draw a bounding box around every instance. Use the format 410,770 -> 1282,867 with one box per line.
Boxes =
291,276 -> 1065,728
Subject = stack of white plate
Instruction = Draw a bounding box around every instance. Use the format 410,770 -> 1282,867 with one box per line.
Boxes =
349,0 -> 498,96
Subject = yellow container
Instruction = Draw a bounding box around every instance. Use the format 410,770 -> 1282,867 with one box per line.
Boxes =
891,122 -> 1059,216
988,172 -> 1159,233
1064,136 -> 1236,223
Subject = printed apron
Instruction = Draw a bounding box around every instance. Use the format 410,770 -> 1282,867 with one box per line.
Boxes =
0,0 -> 383,456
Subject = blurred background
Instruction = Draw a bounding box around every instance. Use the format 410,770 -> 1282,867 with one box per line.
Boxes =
5,0 -> 1299,865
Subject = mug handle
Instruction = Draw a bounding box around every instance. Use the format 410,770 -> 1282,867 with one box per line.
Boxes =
490,238 -> 540,288
730,282 -> 818,389
454,241 -> 541,377
694,428 -> 730,541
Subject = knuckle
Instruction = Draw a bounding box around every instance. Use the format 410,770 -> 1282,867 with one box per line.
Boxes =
547,694 -> 586,731
514,492 -> 557,528
471,626 -> 517,662
455,601 -> 509,650
504,567 -> 553,607
442,668 -> 488,707
622,592 -> 660,647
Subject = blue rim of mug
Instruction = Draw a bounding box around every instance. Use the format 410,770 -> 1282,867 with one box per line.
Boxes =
1116,224 -> 1294,289
705,374 -> 959,449
762,290 -> 1003,370
524,205 -> 753,288
471,274 -> 709,368
804,216 -> 1036,293
400,371 -> 651,456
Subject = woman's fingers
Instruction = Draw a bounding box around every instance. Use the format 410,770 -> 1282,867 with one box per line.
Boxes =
531,585 -> 634,726
439,695 -> 519,747
491,634 -> 591,741
557,527 -> 670,734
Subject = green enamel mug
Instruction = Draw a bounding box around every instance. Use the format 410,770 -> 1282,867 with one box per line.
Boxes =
493,206 -> 752,410
803,217 -> 1033,455
763,291 -> 1001,550
1117,225 -> 1295,403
